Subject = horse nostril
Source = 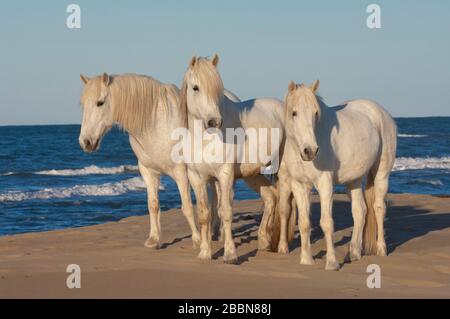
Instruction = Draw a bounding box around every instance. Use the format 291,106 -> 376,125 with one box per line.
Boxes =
84,139 -> 91,149
303,147 -> 311,156
207,118 -> 222,128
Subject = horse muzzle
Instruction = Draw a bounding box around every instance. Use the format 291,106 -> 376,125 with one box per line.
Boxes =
80,137 -> 100,153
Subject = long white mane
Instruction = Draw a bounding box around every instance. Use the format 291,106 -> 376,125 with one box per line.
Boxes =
180,57 -> 224,115
82,74 -> 182,134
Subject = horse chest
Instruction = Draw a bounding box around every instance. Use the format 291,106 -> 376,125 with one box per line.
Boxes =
284,155 -> 315,183
293,164 -> 317,183
129,135 -> 174,172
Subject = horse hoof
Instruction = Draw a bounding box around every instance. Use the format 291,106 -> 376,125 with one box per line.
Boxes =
257,238 -> 271,251
300,255 -> 315,265
223,256 -> 239,265
349,246 -> 362,261
223,251 -> 238,264
197,250 -> 212,261
277,244 -> 289,254
325,260 -> 340,271
377,244 -> 387,256
144,238 -> 161,249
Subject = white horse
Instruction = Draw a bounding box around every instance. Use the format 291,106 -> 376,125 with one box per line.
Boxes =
180,55 -> 289,263
79,73 -> 200,249
78,73 -> 240,250
277,80 -> 397,270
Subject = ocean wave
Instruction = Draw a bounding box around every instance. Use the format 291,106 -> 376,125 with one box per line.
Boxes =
398,134 -> 427,138
393,157 -> 450,171
35,165 -> 139,176
0,177 -> 165,202
1,172 -> 14,176
407,179 -> 443,187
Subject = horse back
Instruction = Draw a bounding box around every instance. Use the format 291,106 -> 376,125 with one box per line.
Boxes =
325,99 -> 396,182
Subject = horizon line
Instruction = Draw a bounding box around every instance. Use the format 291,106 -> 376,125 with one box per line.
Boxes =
1,116 -> 449,128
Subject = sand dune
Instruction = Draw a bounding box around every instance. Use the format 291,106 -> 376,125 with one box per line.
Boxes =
0,194 -> 449,298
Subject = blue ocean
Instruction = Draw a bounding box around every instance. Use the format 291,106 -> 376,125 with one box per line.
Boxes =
1,117 -> 449,236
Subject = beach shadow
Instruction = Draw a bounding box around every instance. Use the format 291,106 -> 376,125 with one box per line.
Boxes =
203,198 -> 450,264
210,212 -> 261,264
384,202 -> 450,254
288,198 -> 450,256
285,200 -> 353,252
236,249 -> 258,265
160,234 -> 192,249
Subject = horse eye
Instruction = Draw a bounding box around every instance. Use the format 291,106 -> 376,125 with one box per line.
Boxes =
96,101 -> 104,107
292,111 -> 297,117
193,85 -> 199,92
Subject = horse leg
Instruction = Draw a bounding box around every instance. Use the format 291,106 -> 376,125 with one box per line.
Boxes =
139,163 -> 162,249
276,170 -> 292,254
171,165 -> 201,248
210,180 -> 223,241
291,181 -> 314,265
243,175 -> 277,251
188,170 -> 212,260
317,175 -> 339,270
374,175 -> 389,256
218,166 -> 238,264
346,178 -> 367,261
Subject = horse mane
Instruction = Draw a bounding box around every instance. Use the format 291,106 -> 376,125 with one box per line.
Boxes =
180,57 -> 224,115
108,74 -> 183,134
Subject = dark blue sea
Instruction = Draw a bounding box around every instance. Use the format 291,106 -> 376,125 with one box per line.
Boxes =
1,117 -> 449,236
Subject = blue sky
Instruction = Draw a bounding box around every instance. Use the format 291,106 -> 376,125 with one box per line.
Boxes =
0,0 -> 449,125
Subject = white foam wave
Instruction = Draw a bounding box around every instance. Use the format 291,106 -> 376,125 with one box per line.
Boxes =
35,165 -> 139,176
398,134 -> 427,138
1,172 -> 14,176
0,177 -> 165,202
393,157 -> 450,171
412,179 -> 443,187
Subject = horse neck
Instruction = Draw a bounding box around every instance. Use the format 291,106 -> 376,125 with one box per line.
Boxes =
110,81 -> 181,138
314,98 -> 337,149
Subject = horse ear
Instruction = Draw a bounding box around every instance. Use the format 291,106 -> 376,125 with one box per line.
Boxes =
102,73 -> 110,86
80,74 -> 89,85
189,56 -> 197,68
212,54 -> 219,67
311,80 -> 320,93
288,81 -> 297,93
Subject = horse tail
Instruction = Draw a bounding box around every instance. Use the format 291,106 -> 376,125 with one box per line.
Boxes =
269,178 -> 297,251
362,170 -> 378,255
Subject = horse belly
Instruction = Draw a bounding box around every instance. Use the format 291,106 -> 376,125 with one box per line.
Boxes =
238,162 -> 265,178
333,121 -> 380,183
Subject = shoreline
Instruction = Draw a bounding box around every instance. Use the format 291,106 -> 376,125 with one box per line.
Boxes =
0,193 -> 449,298
2,192 -> 449,238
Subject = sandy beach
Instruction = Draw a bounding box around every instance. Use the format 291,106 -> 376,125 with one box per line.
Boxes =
0,193 -> 449,299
